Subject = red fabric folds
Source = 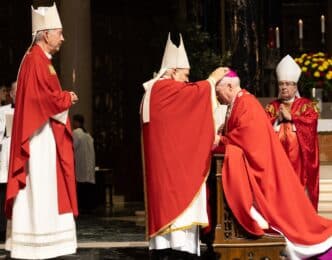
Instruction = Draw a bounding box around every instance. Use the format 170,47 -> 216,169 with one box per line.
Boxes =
5,44 -> 78,218
221,90 -> 332,245
142,79 -> 214,237
266,98 -> 319,209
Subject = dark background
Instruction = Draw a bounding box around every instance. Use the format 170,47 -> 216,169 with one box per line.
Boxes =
0,0 -> 330,203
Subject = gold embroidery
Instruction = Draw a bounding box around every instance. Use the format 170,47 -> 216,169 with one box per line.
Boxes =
12,236 -> 76,247
12,228 -> 74,236
158,222 -> 209,236
265,104 -> 276,117
148,165 -> 211,239
298,101 -> 319,114
300,103 -> 308,113
48,64 -> 57,75
311,101 -> 320,113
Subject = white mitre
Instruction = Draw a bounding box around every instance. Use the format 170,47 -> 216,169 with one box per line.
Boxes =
276,55 -> 301,83
141,33 -> 190,123
160,33 -> 178,69
176,34 -> 190,69
31,3 -> 62,35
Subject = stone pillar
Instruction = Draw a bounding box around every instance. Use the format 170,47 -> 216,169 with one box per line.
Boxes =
59,0 -> 92,132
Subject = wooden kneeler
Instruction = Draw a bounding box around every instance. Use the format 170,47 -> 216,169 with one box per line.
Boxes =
205,154 -> 286,260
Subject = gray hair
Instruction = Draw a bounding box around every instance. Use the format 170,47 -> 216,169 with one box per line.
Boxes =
33,30 -> 50,44
161,68 -> 175,79
218,76 -> 241,87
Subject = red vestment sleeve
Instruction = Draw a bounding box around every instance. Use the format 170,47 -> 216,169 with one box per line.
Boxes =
291,100 -> 319,209
142,79 -> 214,237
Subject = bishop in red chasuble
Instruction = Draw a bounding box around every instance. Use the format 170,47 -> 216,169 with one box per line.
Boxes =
266,55 -> 319,210
216,71 -> 332,260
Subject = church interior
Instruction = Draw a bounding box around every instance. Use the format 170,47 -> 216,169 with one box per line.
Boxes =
0,0 -> 331,259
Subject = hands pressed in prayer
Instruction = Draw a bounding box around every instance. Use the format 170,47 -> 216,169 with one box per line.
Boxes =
279,104 -> 292,121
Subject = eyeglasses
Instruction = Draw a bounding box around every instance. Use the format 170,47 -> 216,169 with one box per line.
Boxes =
278,81 -> 296,87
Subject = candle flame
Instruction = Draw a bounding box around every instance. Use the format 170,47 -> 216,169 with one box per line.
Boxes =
72,68 -> 76,84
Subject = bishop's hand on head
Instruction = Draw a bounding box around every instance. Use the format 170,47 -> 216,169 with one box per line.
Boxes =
208,67 -> 229,85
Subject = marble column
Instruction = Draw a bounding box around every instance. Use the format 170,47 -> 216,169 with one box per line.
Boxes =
59,0 -> 92,132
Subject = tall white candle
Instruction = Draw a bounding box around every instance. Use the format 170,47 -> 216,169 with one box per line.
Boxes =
321,15 -> 325,33
72,68 -> 76,88
312,87 -> 316,98
299,19 -> 303,39
275,27 -> 280,48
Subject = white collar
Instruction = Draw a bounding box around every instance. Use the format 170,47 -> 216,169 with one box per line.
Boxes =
44,50 -> 52,59
282,96 -> 295,103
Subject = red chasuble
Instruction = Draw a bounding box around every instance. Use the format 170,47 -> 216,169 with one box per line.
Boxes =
142,79 -> 214,237
265,98 -> 319,209
5,44 -> 78,218
220,90 -> 332,245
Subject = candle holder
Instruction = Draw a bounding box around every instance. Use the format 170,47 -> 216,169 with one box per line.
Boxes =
321,32 -> 326,51
299,38 -> 303,52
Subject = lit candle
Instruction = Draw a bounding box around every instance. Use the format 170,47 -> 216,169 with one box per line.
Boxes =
312,88 -> 316,98
275,27 -> 280,48
72,68 -> 76,88
298,19 -> 303,39
321,15 -> 325,33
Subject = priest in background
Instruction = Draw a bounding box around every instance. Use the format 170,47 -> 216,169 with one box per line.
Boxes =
5,3 -> 79,259
0,81 -> 16,242
141,32 -> 229,259
72,114 -> 96,213
265,55 -> 319,210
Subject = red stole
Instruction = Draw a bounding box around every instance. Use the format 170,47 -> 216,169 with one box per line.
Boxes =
266,97 -> 319,209
221,90 -> 332,245
5,44 -> 78,218
142,79 -> 214,237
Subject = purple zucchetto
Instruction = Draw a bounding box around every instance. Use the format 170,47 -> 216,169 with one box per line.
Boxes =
224,69 -> 238,78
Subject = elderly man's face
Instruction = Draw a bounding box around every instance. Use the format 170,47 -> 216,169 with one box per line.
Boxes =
278,81 -> 297,100
45,29 -> 64,54
173,68 -> 189,82
216,83 -> 233,105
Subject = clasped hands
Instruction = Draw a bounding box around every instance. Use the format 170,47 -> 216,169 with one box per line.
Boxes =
278,104 -> 292,121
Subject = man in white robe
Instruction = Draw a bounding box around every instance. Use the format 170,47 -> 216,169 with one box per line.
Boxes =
5,4 -> 79,259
